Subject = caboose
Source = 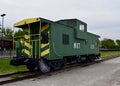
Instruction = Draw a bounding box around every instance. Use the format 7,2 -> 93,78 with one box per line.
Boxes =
11,17 -> 100,73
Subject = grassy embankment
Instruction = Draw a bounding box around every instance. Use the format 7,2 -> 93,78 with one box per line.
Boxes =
0,51 -> 120,75
0,58 -> 28,75
100,51 -> 120,58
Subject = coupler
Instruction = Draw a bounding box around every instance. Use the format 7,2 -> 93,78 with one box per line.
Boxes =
10,56 -> 51,72
10,56 -> 38,71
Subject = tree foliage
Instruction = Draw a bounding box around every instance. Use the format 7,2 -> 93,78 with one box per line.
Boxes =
0,28 -> 24,40
14,29 -> 24,40
14,29 -> 24,37
2,28 -> 13,39
101,38 -> 116,49
116,40 -> 120,48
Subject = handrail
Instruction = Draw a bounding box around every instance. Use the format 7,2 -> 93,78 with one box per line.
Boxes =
14,34 -> 40,39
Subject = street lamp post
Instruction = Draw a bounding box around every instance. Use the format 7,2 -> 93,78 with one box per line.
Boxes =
1,14 -> 6,56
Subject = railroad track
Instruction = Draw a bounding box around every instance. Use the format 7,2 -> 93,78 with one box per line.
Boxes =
0,70 -> 42,85
0,55 -> 120,85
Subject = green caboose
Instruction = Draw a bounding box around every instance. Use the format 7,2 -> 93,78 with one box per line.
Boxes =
11,17 -> 100,72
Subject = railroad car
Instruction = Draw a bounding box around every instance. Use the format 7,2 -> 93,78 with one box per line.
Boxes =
10,17 -> 100,73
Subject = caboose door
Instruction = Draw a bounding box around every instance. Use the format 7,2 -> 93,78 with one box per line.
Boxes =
30,22 -> 41,58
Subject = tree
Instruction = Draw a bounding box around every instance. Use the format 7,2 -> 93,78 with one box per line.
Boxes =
2,28 -> 14,39
14,29 -> 24,40
101,38 -> 116,49
1,28 -> 14,39
116,40 -> 120,48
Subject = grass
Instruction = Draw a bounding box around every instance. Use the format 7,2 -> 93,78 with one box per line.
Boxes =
0,51 -> 120,75
0,58 -> 28,75
101,51 -> 120,58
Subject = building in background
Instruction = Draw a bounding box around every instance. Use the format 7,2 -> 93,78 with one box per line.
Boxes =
0,38 -> 13,50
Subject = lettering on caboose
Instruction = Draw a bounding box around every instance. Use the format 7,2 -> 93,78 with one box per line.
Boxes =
74,43 -> 81,49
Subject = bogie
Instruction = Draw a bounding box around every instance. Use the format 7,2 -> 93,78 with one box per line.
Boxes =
50,59 -> 65,70
88,55 -> 97,62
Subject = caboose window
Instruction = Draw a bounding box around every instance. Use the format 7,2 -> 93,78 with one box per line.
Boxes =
79,24 -> 85,31
62,34 -> 69,45
67,20 -> 76,27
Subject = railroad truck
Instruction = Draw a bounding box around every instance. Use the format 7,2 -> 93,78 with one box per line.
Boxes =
10,17 -> 100,73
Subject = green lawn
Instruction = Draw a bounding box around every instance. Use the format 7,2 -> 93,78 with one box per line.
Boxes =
101,51 -> 120,58
0,58 -> 28,75
0,51 -> 120,75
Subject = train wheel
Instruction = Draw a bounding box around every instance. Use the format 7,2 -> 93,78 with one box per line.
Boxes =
51,59 -> 65,70
26,58 -> 36,71
88,55 -> 96,62
79,56 -> 87,63
26,63 -> 36,71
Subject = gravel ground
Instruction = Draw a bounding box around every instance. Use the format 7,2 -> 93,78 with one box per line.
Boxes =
2,57 -> 120,86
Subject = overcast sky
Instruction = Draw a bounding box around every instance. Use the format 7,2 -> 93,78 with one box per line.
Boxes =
0,0 -> 120,40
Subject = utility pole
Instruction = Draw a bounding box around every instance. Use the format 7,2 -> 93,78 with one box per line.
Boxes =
1,14 -> 6,56
0,22 -> 1,37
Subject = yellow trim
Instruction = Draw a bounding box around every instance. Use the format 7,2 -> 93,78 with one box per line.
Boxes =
41,24 -> 49,32
41,49 -> 49,57
38,21 -> 41,58
24,35 -> 30,39
24,42 -> 32,49
14,18 -> 40,27
13,27 -> 15,57
28,24 -> 32,57
24,27 -> 30,33
41,43 -> 49,48
24,49 -> 31,56
20,39 -> 24,46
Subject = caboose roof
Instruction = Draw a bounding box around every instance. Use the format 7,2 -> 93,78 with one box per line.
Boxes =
14,18 -> 40,28
56,18 -> 87,25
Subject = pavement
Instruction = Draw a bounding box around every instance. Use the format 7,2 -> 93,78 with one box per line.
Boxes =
2,56 -> 120,86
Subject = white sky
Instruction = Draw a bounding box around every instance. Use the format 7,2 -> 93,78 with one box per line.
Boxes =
0,0 -> 120,40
